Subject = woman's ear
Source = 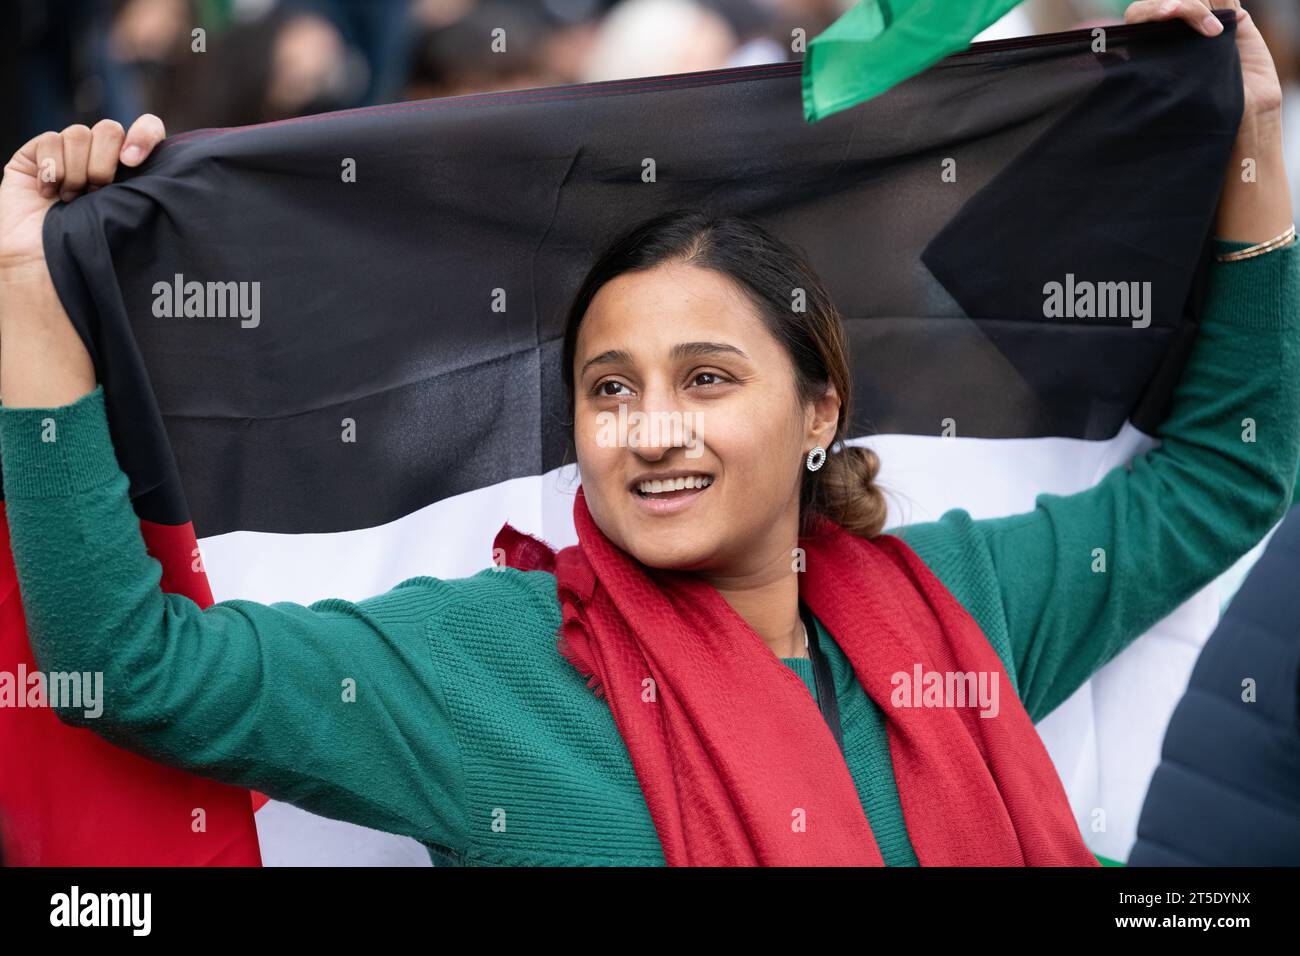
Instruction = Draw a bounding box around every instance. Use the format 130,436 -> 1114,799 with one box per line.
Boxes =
806,382 -> 840,446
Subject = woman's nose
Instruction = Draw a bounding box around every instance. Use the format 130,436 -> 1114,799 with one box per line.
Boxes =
630,389 -> 701,456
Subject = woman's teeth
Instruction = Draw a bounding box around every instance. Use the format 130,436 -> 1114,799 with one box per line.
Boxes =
636,475 -> 714,496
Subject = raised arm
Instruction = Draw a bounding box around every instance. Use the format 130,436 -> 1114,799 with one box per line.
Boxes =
900,1 -> 1299,723
905,236 -> 1299,723
0,117 -> 468,850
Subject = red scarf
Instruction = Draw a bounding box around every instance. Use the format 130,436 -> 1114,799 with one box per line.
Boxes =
494,486 -> 1099,866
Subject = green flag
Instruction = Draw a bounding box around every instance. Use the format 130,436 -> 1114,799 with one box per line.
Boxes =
802,0 -> 1024,122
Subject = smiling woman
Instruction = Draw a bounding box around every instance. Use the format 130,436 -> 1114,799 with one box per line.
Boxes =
0,1 -> 1298,869
561,210 -> 889,588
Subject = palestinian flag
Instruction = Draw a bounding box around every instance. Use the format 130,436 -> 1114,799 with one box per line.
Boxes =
801,0 -> 1025,121
1,13 -> 1244,865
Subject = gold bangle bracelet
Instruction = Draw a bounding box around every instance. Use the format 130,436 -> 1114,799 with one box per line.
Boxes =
1215,223 -> 1298,262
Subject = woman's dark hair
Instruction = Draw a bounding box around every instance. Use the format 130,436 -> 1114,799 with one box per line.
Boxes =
561,208 -> 889,539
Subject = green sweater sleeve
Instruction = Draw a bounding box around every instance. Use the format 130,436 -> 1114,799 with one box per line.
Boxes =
0,386 -> 469,852
899,238 -> 1300,723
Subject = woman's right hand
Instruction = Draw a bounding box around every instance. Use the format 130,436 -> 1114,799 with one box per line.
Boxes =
0,114 -> 166,282
0,115 -> 165,408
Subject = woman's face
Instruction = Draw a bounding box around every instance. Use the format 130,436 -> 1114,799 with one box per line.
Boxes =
572,259 -> 838,575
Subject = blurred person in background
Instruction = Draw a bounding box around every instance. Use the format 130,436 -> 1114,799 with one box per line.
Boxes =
290,0 -> 417,105
13,0 -> 353,140
151,3 -> 363,130
105,0 -> 193,120
579,0 -> 739,82
14,0 -> 146,145
403,0 -> 574,100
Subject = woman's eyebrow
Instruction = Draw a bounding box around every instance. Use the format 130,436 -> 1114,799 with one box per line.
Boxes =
670,341 -> 750,363
580,342 -> 750,378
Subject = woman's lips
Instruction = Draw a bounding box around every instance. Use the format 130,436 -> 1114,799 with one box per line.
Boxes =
630,480 -> 713,516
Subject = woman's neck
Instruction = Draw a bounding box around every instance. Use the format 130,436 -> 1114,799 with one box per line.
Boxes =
703,560 -> 807,660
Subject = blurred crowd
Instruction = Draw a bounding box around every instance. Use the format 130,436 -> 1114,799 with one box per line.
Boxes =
7,0 -> 846,141
5,0 -> 1300,217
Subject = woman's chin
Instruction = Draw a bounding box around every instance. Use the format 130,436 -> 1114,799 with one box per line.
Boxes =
625,535 -> 716,572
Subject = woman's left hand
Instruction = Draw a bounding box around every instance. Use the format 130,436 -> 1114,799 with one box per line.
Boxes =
1125,1 -> 1281,122
1125,0 -> 1291,243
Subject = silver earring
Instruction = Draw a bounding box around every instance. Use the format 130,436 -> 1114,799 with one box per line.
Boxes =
806,446 -> 826,472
